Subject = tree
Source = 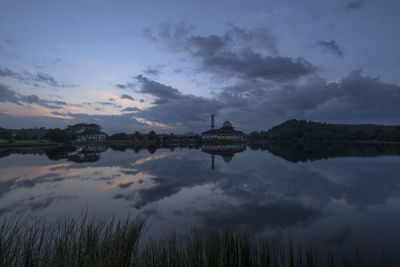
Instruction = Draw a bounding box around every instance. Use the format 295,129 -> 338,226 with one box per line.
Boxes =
133,131 -> 143,140
147,131 -> 158,140
0,132 -> 12,140
43,129 -> 73,143
248,131 -> 261,140
109,133 -> 128,140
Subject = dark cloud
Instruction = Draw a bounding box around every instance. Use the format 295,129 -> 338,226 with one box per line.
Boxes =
4,66 -> 400,134
51,111 -> 68,116
143,64 -> 164,76
0,83 -> 21,104
145,23 -> 314,82
227,25 -> 278,55
217,70 -> 400,130
313,40 -> 344,57
0,83 -> 68,109
201,49 -> 317,82
0,67 -> 77,88
96,101 -> 113,106
188,34 -> 231,57
95,101 -> 122,108
108,68 -> 400,133
121,107 -> 140,112
120,94 -> 135,101
0,67 -> 24,81
34,72 -> 75,88
142,21 -> 195,51
135,75 -> 183,103
146,23 -> 277,56
116,82 -> 136,89
342,0 -> 366,11
20,94 -> 66,109
133,75 -> 224,129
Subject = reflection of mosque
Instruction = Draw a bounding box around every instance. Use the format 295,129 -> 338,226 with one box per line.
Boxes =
202,144 -> 246,169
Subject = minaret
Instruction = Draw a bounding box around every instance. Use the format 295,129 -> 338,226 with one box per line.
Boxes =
211,114 -> 215,129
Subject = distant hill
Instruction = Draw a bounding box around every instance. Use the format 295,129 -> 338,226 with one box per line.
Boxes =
248,119 -> 400,142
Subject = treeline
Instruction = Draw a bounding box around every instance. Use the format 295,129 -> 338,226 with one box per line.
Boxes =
0,123 -> 201,144
0,127 -> 47,140
108,131 -> 201,142
248,119 -> 400,142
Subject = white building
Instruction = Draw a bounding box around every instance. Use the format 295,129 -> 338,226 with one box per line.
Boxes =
76,132 -> 107,142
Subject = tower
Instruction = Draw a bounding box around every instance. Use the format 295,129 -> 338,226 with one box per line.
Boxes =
211,114 -> 215,129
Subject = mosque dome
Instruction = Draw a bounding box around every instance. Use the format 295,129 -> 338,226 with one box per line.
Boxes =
221,121 -> 233,129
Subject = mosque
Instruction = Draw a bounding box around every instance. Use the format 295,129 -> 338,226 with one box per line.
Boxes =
201,114 -> 246,141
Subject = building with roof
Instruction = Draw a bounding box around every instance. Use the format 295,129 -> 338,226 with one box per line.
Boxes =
201,114 -> 246,141
76,132 -> 107,142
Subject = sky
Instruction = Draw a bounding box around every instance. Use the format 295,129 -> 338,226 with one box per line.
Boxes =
0,0 -> 399,134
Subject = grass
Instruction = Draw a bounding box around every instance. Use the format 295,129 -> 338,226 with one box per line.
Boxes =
0,139 -> 60,147
0,215 -> 392,267
0,215 -> 144,267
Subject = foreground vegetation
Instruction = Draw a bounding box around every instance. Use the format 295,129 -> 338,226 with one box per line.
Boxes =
0,215 -> 392,267
0,215 -> 144,267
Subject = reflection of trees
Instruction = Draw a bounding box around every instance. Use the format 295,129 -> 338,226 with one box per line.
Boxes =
251,142 -> 400,163
44,145 -> 77,161
0,148 -> 48,159
0,144 -> 202,163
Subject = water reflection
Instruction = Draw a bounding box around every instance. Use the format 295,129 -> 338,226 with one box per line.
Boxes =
201,143 -> 246,169
249,142 -> 400,162
2,142 -> 399,164
1,142 -> 400,262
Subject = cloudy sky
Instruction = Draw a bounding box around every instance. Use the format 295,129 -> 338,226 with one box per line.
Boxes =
0,0 -> 399,133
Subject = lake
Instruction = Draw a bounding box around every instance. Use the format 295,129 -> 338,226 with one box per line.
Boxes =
1,142 -> 400,262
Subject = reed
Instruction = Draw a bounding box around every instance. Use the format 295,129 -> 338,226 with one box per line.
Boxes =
0,215 -> 391,267
0,215 -> 144,267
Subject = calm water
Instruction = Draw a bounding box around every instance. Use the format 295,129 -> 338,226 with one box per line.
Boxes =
1,143 -> 400,261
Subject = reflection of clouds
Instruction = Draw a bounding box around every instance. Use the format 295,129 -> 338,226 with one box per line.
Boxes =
0,195 -> 74,216
0,150 -> 172,218
131,153 -> 170,166
0,162 -> 72,182
1,146 -> 400,261
99,172 -> 155,192
110,148 -> 400,245
200,200 -> 319,234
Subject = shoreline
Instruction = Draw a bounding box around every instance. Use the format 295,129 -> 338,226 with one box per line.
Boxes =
2,139 -> 400,148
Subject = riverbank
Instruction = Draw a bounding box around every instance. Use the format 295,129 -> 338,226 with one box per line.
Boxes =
2,138 -> 399,149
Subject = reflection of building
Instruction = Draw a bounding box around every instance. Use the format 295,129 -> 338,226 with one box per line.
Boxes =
201,114 -> 246,141
68,145 -> 107,162
202,144 -> 246,169
77,133 -> 107,142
